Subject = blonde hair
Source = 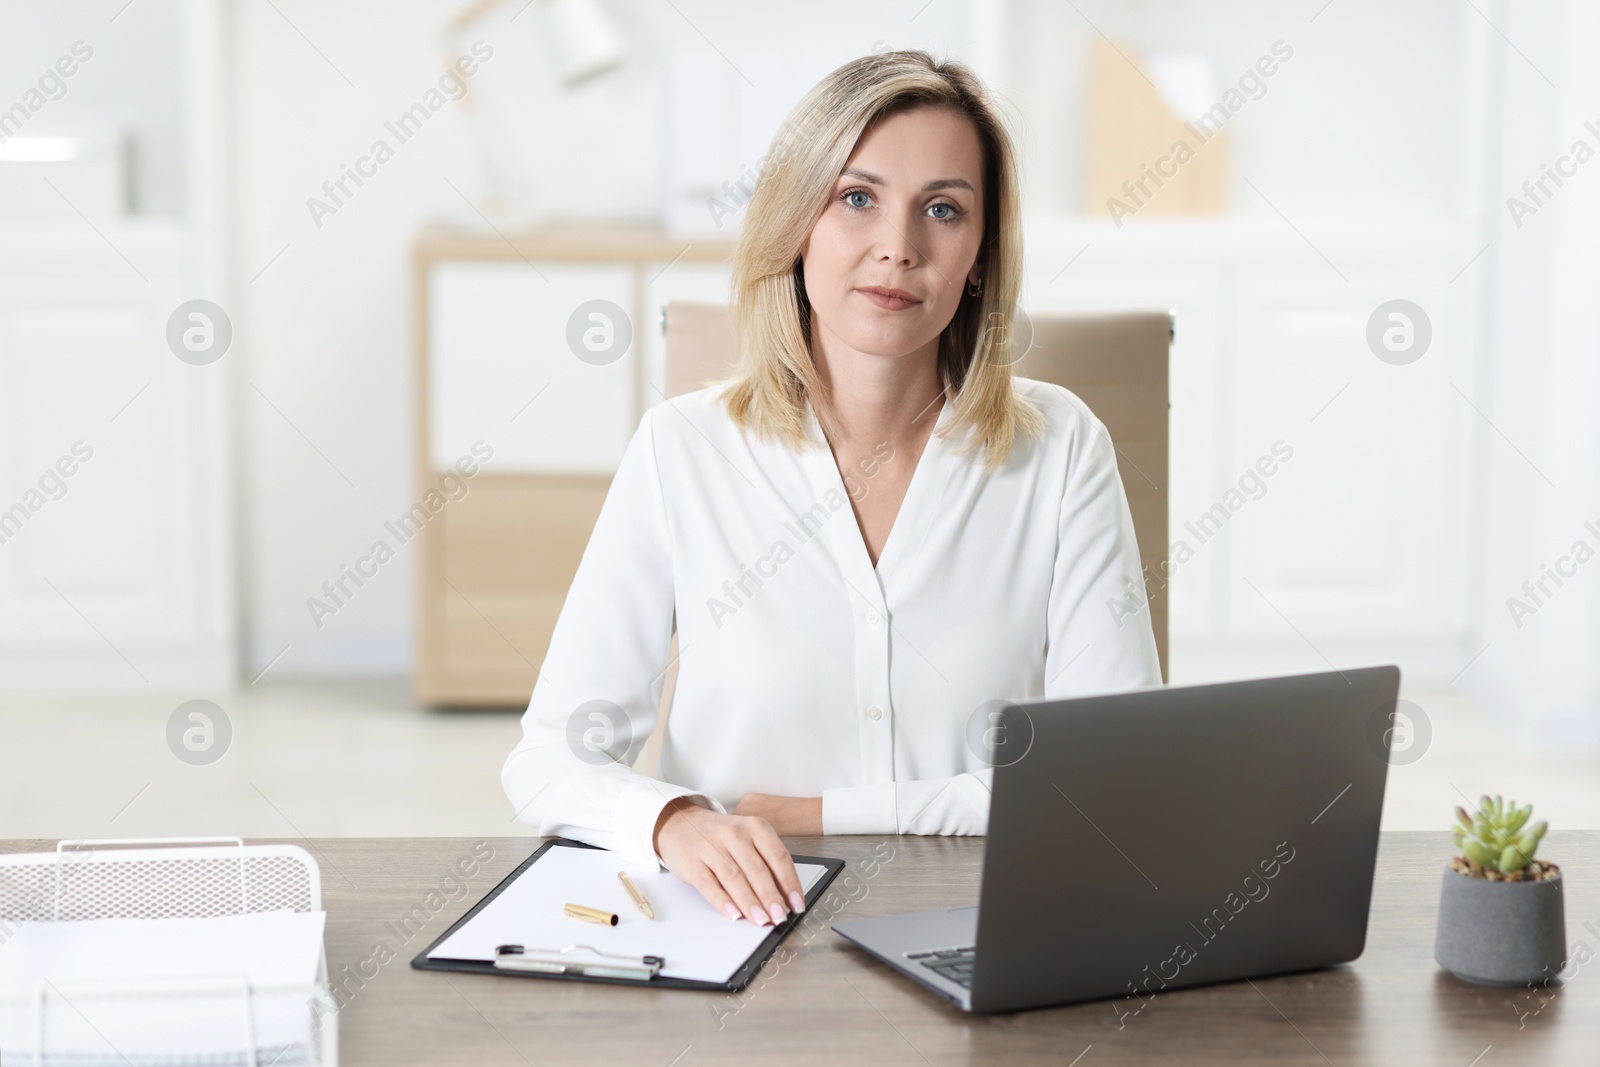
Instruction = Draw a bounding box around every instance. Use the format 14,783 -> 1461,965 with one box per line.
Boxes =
714,49 -> 1044,471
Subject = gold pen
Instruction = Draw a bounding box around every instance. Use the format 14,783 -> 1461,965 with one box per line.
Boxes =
618,870 -> 655,920
564,902 -> 619,926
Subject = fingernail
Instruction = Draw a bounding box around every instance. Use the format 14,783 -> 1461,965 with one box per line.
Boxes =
768,902 -> 786,924
789,891 -> 806,912
724,902 -> 741,920
746,905 -> 767,925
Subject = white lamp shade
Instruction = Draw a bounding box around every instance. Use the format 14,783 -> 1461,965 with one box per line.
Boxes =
541,0 -> 628,87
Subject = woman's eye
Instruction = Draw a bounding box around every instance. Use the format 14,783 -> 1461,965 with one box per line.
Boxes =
839,189 -> 961,221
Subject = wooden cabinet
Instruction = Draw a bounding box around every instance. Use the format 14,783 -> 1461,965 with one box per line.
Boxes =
412,228 -> 732,706
427,261 -> 638,475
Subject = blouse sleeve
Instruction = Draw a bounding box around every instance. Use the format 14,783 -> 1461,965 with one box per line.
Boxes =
1040,405 -> 1164,700
500,404 -> 726,868
819,402 -> 1162,836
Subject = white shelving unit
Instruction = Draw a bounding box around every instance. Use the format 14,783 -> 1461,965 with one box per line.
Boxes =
987,0 -> 1497,684
1019,217 -> 1484,683
0,0 -> 235,691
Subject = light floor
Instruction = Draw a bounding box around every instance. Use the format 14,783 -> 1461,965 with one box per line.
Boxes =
0,680 -> 1595,842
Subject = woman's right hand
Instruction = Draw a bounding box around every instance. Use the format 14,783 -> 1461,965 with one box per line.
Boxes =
652,796 -> 806,926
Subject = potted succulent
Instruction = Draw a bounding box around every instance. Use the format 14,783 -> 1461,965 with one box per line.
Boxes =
1434,795 -> 1566,986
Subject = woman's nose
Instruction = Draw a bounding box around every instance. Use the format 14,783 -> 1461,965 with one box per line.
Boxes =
869,208 -> 923,267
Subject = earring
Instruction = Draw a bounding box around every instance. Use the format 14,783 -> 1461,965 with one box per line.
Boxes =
966,277 -> 984,297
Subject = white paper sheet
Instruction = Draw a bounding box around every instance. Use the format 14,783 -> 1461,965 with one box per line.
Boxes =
0,909 -> 326,1063
428,844 -> 830,984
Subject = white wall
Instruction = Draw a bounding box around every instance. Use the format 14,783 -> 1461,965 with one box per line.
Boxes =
0,0 -> 191,216
1002,0 -> 1474,224
5,0 -> 1591,751
1464,0 -> 1600,749
229,0 -> 978,677
227,0 -> 1600,759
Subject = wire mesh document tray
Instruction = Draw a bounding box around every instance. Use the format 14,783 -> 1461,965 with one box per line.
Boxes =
0,837 -> 337,1067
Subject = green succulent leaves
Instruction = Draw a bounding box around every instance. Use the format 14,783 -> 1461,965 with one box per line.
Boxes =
1452,795 -> 1547,873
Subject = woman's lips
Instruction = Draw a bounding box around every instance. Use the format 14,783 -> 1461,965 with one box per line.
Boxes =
856,287 -> 922,311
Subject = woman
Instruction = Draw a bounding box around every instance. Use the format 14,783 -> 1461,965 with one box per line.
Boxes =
501,51 -> 1160,929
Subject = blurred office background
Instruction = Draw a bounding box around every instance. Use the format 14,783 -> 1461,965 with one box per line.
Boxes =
0,0 -> 1597,838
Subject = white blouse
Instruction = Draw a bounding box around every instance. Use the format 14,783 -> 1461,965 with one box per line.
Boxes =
501,376 -> 1162,869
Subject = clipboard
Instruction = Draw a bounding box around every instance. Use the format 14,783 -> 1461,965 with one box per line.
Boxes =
411,838 -> 845,992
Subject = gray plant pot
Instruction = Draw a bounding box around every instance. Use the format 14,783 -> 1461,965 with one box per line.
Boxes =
1434,867 -> 1566,986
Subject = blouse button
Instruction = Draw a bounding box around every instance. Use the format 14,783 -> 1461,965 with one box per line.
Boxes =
865,609 -> 882,625
866,705 -> 883,721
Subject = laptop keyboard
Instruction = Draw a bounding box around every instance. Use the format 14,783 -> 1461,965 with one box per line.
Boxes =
907,945 -> 977,989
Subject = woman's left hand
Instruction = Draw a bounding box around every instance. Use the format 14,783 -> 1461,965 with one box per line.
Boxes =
733,793 -> 823,835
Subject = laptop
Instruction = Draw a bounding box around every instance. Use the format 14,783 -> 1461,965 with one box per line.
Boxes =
832,666 -> 1400,1013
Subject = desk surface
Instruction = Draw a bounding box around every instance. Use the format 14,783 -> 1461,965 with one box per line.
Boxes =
8,831 -> 1596,1065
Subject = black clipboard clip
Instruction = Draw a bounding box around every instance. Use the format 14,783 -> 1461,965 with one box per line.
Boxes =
495,943 -> 664,981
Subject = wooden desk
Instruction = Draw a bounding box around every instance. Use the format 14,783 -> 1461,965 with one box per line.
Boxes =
8,833 -> 1595,1064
